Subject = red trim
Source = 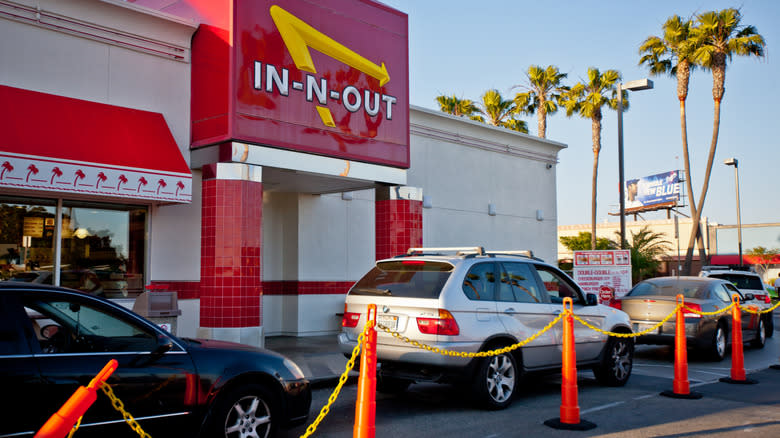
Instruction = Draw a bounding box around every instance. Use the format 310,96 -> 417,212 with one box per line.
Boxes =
149,280 -> 355,299
710,254 -> 780,265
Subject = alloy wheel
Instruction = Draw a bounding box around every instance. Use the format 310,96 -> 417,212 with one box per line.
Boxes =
224,395 -> 272,438
486,354 -> 515,403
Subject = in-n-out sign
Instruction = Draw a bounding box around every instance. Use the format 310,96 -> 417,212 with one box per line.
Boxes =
253,5 -> 397,127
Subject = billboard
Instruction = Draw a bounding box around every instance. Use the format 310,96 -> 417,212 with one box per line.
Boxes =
573,250 -> 632,304
625,170 -> 680,212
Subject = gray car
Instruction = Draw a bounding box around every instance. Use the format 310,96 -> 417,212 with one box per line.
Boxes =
616,276 -> 766,361
338,247 -> 634,410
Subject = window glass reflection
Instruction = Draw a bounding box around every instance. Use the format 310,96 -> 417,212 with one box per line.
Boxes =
0,197 -> 56,282
62,201 -> 146,298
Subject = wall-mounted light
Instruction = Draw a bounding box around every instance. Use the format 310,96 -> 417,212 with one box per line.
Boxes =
536,209 -> 544,221
488,203 -> 496,216
423,195 -> 432,209
341,192 -> 353,201
74,228 -> 90,239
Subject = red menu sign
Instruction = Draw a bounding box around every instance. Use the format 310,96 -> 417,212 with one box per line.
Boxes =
573,250 -> 632,304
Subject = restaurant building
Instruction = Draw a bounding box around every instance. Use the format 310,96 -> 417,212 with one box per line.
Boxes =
0,0 -> 565,345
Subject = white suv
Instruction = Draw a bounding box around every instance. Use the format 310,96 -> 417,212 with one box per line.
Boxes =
338,247 -> 634,410
699,266 -> 774,336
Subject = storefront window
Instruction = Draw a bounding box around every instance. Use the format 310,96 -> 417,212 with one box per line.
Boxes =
0,196 -> 147,298
61,201 -> 147,298
0,197 -> 56,282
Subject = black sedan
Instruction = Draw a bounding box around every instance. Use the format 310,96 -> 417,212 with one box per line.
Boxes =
0,283 -> 311,437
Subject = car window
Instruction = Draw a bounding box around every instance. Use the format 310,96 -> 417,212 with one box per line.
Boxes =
710,284 -> 732,303
498,263 -> 545,303
708,273 -> 763,290
0,295 -> 31,355
462,262 -> 497,301
627,281 -> 709,299
534,265 -> 582,305
350,260 -> 453,299
723,283 -> 745,300
21,295 -> 157,354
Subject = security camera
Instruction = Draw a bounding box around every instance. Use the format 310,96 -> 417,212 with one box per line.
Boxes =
546,163 -> 553,169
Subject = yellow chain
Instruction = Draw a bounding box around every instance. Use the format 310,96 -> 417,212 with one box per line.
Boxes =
299,321 -> 372,438
99,382 -> 152,438
376,312 -> 563,358
683,301 -> 735,316
571,304 -> 681,337
740,299 -> 780,314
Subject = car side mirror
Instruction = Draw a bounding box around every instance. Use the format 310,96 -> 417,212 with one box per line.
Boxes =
744,293 -> 755,301
586,293 -> 598,306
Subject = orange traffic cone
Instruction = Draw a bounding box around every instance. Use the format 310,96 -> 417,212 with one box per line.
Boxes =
720,295 -> 758,385
545,297 -> 596,430
354,304 -> 378,438
661,295 -> 702,399
36,359 -> 118,438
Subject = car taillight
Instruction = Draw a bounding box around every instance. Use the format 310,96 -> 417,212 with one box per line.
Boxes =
417,309 -> 460,335
683,303 -> 702,318
608,299 -> 622,310
762,294 -> 771,304
342,303 -> 361,328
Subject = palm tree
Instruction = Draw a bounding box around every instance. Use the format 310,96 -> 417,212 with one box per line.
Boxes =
618,226 -> 672,283
513,65 -> 568,138
681,8 -> 765,274
639,15 -> 708,268
435,94 -> 479,118
560,67 -> 625,250
474,89 -> 528,133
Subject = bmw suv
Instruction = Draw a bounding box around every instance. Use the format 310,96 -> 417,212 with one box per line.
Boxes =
699,265 -> 774,336
338,247 -> 634,409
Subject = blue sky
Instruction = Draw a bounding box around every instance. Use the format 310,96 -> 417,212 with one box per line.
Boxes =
380,0 -> 779,242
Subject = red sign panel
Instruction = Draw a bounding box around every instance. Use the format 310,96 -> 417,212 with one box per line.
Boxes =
221,0 -> 409,168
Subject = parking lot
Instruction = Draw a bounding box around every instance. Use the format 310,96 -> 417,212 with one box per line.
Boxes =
282,314 -> 780,437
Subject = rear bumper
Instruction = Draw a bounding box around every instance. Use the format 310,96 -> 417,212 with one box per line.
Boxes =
632,319 -> 716,349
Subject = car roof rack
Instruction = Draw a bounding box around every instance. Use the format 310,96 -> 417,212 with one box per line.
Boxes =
484,250 -> 544,262
402,247 -> 486,258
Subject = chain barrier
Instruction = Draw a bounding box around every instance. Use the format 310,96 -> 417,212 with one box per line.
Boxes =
376,312 -> 564,358
99,382 -> 152,438
740,299 -> 780,314
299,320 -> 372,438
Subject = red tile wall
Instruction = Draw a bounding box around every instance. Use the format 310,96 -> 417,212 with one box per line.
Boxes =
375,199 -> 423,260
199,178 -> 262,328
149,281 -> 201,299
148,280 -> 354,298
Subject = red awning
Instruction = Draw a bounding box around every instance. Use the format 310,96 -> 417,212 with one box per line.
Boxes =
0,85 -> 191,203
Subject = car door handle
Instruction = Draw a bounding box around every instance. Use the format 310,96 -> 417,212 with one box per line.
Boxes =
503,308 -> 516,314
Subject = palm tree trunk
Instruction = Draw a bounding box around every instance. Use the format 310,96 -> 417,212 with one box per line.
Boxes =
538,97 -> 547,138
679,99 -> 709,274
591,114 -> 602,250
684,58 -> 725,272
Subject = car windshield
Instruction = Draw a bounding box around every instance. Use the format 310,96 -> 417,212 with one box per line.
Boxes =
707,273 -> 763,290
627,281 -> 709,299
350,260 -> 453,299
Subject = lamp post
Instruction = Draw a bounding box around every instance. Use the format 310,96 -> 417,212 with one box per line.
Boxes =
724,158 -> 742,267
617,78 -> 653,249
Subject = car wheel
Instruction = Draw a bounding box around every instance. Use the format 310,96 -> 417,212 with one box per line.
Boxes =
376,375 -> 412,394
709,323 -> 727,361
472,352 -> 517,410
765,312 -> 774,338
593,336 -> 633,386
752,318 -> 766,349
208,383 -> 278,438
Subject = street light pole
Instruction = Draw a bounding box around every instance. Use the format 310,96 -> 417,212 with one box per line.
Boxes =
724,158 -> 742,267
617,78 -> 653,249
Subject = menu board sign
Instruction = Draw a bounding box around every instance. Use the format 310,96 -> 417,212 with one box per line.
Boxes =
573,250 -> 632,304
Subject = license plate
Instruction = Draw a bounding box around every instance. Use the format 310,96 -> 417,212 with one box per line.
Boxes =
377,314 -> 398,331
634,323 -> 658,334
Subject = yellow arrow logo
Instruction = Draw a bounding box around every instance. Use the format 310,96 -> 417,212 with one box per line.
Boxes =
270,5 -> 390,86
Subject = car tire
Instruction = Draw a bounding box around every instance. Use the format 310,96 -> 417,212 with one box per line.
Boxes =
709,322 -> 728,361
765,312 -> 774,338
207,383 -> 278,438
471,351 -> 518,410
593,336 -> 633,386
376,375 -> 412,394
752,317 -> 766,349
